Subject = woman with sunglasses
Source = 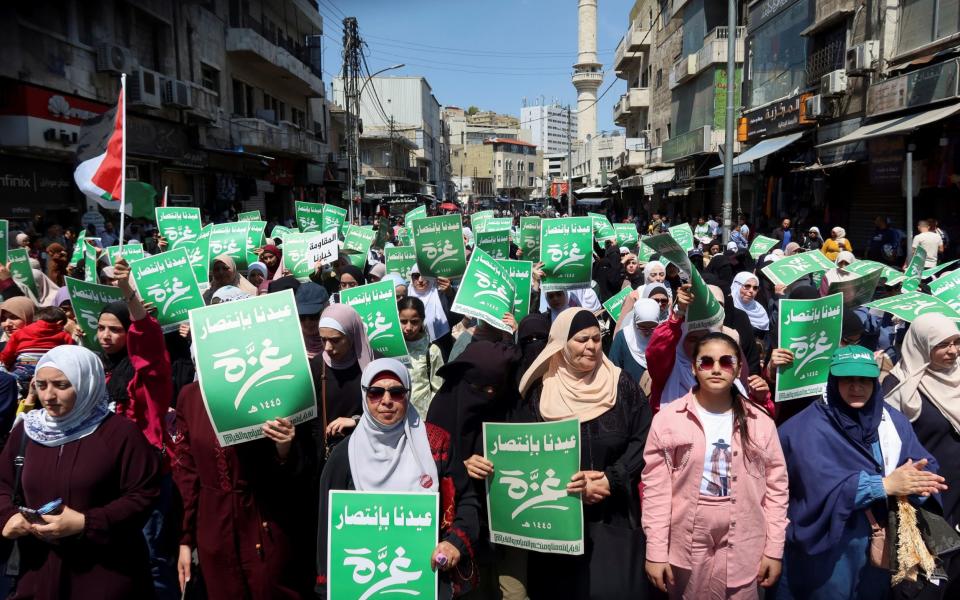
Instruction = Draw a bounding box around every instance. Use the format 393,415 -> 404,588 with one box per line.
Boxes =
408,265 -> 456,360
317,358 -> 480,599
775,346 -> 944,600
512,308 -> 652,598
610,298 -> 660,384
643,332 -> 787,598
731,273 -> 770,342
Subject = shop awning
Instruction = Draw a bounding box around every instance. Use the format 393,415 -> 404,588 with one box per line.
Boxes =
791,160 -> 858,173
576,197 -> 609,206
641,168 -> 675,195
574,186 -> 605,196
668,187 -> 691,196
817,102 -> 960,148
708,132 -> 805,178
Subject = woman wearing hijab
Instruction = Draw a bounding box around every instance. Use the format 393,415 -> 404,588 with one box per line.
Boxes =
310,304 -> 375,458
821,227 -> 853,262
515,314 -> 550,386
1,297 -> 36,343
883,314 -> 960,526
367,262 -> 386,283
819,250 -> 859,296
618,253 -> 644,290
30,269 -> 60,307
258,244 -> 282,279
172,381 -> 315,599
202,255 -> 258,304
643,261 -> 667,285
609,298 -> 660,384
784,242 -> 801,256
52,287 -> 83,342
775,346 -> 945,600
0,345 -> 160,599
246,261 -> 267,289
408,265 -> 455,357
731,272 -> 770,341
336,264 -> 365,292
804,227 -> 825,252
512,308 -> 652,597
44,243 -> 68,287
317,359 -> 480,599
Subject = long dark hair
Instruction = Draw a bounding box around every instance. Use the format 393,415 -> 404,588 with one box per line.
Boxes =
693,331 -> 754,453
397,296 -> 425,319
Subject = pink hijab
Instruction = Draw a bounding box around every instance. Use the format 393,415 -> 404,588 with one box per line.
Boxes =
317,304 -> 375,369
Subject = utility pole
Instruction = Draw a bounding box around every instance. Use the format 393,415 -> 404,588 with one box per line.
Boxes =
567,105 -> 573,216
721,0 -> 736,244
342,17 -> 362,225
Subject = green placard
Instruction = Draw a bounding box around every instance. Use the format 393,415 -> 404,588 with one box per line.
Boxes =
7,248 -> 36,296
404,204 -> 429,227
450,248 -> 516,333
864,291 -> 960,322
637,236 -> 655,262
129,248 -> 205,332
295,200 -> 325,232
519,217 -> 541,262
470,210 -> 495,233
108,243 -> 145,264
476,230 -> 511,259
901,246 -> 927,292
0,220 -> 7,265
327,491 -> 438,600
602,286 -> 632,322
540,217 -> 593,292
68,230 -> 86,267
483,217 -> 513,233
281,232 -> 322,282
65,277 -> 124,353
749,235 -> 779,259
761,251 -> 836,287
397,227 -> 412,247
322,204 -> 348,235
83,240 -> 98,283
497,259 -> 533,321
179,240 -> 210,291
208,222 -> 251,269
155,207 -> 201,249
844,260 -> 904,286
587,212 -> 616,243
189,290 -> 317,446
245,221 -> 267,266
928,269 -> 960,311
924,259 -> 959,278
385,246 -> 417,280
827,268 -> 883,308
483,419 -> 584,555
269,225 -> 293,241
236,210 -> 261,221
642,233 -> 724,330
614,223 -> 639,248
412,215 -> 467,279
340,280 -> 409,358
668,223 -> 694,252
343,225 -> 377,270
775,293 -> 843,402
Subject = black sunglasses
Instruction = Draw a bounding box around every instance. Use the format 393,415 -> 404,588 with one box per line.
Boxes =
363,386 -> 410,401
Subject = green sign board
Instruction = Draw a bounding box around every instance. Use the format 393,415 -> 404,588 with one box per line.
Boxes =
587,213 -> 616,243
602,286 -> 632,322
385,246 -> 417,280
296,200 -> 325,233
155,207 -> 201,249
540,217 -> 593,292
475,230 -> 511,259
129,248 -> 205,332
343,225 -> 377,270
451,248 -> 516,333
412,215 -> 468,279
761,251 -> 836,287
236,210 -> 261,221
749,235 -> 779,259
322,204 -> 348,235
864,291 -> 960,322
497,259 -> 533,321
64,277 -> 124,353
614,223 -> 639,248
7,248 -> 37,297
928,269 -> 960,312
776,293 -> 843,402
643,233 -> 724,330
519,217 -> 541,262
340,280 -> 409,358
208,222 -> 251,269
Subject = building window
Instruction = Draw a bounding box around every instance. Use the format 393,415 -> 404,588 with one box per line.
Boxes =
528,162 -> 534,172
748,0 -> 812,108
899,0 -> 960,55
232,79 -> 254,117
291,107 -> 306,129
201,64 -> 220,95
656,69 -> 662,88
528,177 -> 534,186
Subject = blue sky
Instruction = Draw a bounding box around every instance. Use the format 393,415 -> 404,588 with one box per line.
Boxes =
319,0 -> 635,133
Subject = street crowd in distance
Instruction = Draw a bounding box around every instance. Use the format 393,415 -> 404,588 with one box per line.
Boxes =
0,204 -> 958,600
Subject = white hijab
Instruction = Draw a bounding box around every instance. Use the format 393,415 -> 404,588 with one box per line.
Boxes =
624,298 -> 660,368
538,287 -> 601,321
731,272 -> 769,331
408,265 -> 450,341
348,358 -> 439,492
660,322 -> 698,406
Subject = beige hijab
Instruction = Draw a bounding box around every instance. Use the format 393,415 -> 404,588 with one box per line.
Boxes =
885,313 -> 960,432
519,308 -> 620,422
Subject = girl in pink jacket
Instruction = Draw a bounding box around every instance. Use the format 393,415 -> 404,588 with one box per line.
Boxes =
641,332 -> 789,599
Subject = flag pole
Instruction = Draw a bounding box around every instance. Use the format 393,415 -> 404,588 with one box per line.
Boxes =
163,185 -> 168,208
118,72 -> 127,253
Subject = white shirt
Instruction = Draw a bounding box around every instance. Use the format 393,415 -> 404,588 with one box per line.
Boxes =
912,231 -> 941,268
697,405 -> 734,497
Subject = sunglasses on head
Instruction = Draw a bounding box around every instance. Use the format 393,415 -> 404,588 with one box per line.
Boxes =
363,385 -> 410,401
696,355 -> 738,373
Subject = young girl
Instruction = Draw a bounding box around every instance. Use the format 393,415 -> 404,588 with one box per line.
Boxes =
642,332 -> 788,599
397,296 -> 444,416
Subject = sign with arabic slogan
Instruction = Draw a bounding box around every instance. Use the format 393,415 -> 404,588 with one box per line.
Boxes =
327,491 -> 438,600
340,280 -> 409,358
928,269 -> 960,311
282,231 -> 338,282
180,237 -> 209,288
236,210 -> 261,221
129,248 -> 204,333
520,217 -> 541,261
637,236 -> 655,263
270,225 -> 293,240
470,210 -> 495,234
924,259 -> 959,278
497,259 -> 533,321
65,277 -> 124,354
614,223 -> 638,249
83,240 -> 98,283
451,248 -> 516,333
322,203 -> 348,235
668,223 -> 694,252
826,268 -> 883,308
539,217 -> 593,292
413,215 -> 467,279
749,235 -> 779,259
7,249 -> 36,297
68,230 -> 85,266
404,204 -> 429,227
475,229 -> 511,259
845,260 -> 904,286
901,246 -> 926,292
107,243 -> 145,264
602,286 -> 632,323
587,213 -> 616,243
776,293 -> 843,402
295,200 -> 325,233
155,207 -> 201,249
865,291 -> 960,322
190,290 -> 317,446
761,250 -> 836,287
643,233 -> 724,330
208,222 -> 251,269
386,246 -> 417,279
483,419 -> 583,555
343,225 -> 377,270
245,221 -> 267,266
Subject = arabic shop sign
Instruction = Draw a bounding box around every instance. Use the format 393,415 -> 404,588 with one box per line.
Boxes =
742,93 -> 814,141
662,126 -> 712,163
867,58 -> 960,117
327,491 -> 438,600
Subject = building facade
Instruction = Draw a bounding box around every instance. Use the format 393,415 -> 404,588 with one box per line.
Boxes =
520,101 -> 578,155
449,138 -> 542,202
0,0 -> 339,224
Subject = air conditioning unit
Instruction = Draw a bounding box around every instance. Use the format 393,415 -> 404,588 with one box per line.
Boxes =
821,70 -> 848,96
803,94 -> 830,119
846,40 -> 880,74
95,44 -> 132,74
127,69 -> 162,108
161,78 -> 192,108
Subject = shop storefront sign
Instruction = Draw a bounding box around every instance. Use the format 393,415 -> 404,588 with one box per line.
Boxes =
749,0 -> 805,32
868,137 -> 904,185
742,93 -> 814,141
0,156 -> 76,217
662,126 -> 712,163
867,59 -> 960,117
0,81 -> 109,152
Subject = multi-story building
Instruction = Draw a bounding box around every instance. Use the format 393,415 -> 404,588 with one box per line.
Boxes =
445,106 -> 531,147
520,100 -> 578,155
0,0 -> 338,223
449,138 -> 542,201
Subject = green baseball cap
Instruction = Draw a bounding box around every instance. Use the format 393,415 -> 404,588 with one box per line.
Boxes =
829,345 -> 880,378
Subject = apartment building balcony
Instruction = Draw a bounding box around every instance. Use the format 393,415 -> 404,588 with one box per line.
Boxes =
669,55 -> 697,89
614,20 -> 650,75
361,164 -> 420,183
695,27 -> 745,73
226,21 -> 323,96
190,85 -> 222,124
802,0 -> 857,37
671,0 -> 691,19
613,88 -> 651,126
230,116 -> 320,158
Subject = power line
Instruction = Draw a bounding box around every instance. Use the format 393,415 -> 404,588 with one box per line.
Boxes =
365,56 -> 570,77
362,33 -> 617,57
318,0 -> 346,20
362,49 -> 579,73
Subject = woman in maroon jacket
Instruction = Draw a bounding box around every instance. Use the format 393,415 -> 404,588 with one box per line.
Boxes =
0,345 -> 160,599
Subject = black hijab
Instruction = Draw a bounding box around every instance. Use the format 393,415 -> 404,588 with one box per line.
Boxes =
338,264 -> 366,287
517,313 -> 550,384
99,301 -> 134,404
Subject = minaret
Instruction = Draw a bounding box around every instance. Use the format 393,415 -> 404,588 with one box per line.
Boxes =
573,0 -> 602,143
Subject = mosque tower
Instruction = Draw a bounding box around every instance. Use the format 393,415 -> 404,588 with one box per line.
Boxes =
572,0 -> 603,142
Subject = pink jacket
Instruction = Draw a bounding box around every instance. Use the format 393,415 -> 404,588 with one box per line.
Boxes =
641,391 -> 789,587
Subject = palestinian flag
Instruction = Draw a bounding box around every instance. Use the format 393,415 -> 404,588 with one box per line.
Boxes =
74,83 -> 129,214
